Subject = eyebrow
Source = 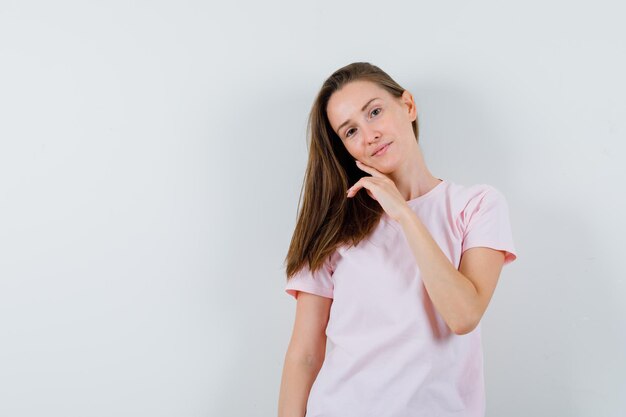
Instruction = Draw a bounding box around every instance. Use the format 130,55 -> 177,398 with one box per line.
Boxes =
336,97 -> 380,135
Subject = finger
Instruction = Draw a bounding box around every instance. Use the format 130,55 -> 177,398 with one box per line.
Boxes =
366,189 -> 377,201
346,179 -> 366,197
347,184 -> 361,197
355,160 -> 388,179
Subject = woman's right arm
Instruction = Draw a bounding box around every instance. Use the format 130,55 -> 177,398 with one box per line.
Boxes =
278,291 -> 333,417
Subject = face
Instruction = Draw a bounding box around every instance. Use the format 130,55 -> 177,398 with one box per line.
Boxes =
326,80 -> 417,172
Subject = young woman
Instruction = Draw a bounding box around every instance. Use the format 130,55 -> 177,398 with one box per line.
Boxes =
277,62 -> 517,417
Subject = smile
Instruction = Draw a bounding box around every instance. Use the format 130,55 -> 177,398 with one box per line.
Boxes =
372,142 -> 391,157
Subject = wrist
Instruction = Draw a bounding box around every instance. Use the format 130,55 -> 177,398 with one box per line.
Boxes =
397,206 -> 416,226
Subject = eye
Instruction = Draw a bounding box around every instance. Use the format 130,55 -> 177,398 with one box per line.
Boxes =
344,107 -> 381,139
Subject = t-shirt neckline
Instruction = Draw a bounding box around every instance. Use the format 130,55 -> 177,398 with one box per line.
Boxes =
406,178 -> 446,206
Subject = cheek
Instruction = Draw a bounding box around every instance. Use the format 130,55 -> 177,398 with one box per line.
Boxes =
345,143 -> 363,160
376,114 -> 394,133
386,114 -> 409,137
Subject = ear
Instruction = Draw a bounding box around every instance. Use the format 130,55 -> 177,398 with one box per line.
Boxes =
401,90 -> 417,122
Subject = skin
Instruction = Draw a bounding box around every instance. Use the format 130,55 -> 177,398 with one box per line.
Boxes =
326,80 -> 507,335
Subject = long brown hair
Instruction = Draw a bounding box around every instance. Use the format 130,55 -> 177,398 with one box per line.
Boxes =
284,62 -> 419,279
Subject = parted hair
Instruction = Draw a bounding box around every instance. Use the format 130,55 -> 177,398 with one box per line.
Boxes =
284,62 -> 419,279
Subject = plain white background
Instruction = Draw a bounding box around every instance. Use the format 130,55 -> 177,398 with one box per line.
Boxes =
1,1 -> 624,416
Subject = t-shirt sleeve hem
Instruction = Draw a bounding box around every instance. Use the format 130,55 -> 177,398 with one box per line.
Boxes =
285,285 -> 334,300
462,241 -> 518,265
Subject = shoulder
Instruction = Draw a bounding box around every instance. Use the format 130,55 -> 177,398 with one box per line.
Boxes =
445,179 -> 500,196
440,181 -> 511,228
444,180 -> 506,207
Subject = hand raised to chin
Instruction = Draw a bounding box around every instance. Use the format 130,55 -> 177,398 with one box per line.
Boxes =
346,160 -> 411,222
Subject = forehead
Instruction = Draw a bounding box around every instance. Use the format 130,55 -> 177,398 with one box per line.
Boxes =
326,80 -> 390,130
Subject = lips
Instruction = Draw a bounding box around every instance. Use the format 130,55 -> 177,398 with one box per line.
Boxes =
372,142 -> 391,156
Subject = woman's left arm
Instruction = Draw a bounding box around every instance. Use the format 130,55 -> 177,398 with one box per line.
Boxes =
398,208 -> 506,335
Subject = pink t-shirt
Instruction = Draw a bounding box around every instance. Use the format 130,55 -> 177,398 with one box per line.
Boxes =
284,179 -> 518,417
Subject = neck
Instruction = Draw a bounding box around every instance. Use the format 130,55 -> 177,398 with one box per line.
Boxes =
388,144 -> 440,201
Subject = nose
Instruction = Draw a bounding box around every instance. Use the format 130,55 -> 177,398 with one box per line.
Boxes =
361,124 -> 381,144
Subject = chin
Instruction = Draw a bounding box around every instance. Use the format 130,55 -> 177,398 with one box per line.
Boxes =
373,156 -> 398,170
374,163 -> 397,175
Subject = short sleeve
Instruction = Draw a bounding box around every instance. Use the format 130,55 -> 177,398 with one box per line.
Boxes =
461,185 -> 518,265
285,254 -> 335,300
